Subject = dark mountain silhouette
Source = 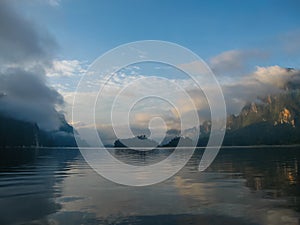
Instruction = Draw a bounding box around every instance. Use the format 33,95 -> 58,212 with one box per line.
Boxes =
114,135 -> 159,148
0,113 -> 77,147
161,136 -> 194,147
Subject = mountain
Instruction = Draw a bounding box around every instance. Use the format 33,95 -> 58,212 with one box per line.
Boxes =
0,114 -> 39,147
198,90 -> 300,146
227,92 -> 299,130
0,113 -> 77,147
38,114 -> 78,147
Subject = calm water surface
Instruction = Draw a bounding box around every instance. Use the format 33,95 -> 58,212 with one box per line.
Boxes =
0,147 -> 299,225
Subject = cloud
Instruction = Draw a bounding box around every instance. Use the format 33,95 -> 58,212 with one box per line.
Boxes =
0,0 -> 66,131
0,1 -> 57,67
47,0 -> 61,6
178,60 -> 211,76
252,65 -> 299,88
0,68 -> 64,130
209,49 -> 267,75
174,65 -> 300,117
46,59 -> 88,94
222,65 -> 300,114
46,60 -> 87,77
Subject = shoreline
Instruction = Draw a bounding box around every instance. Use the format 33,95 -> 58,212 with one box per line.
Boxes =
1,144 -> 300,150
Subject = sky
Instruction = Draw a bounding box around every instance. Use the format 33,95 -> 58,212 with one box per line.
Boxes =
1,0 -> 300,145
18,0 -> 300,64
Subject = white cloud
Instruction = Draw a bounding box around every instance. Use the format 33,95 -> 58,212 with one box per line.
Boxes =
178,60 -> 210,75
222,65 -> 300,114
47,59 -> 89,95
209,49 -> 267,75
210,50 -> 242,71
253,65 -> 298,88
47,59 -> 88,77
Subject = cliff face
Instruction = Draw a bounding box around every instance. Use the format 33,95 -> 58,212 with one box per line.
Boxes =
200,121 -> 211,135
198,90 -> 300,146
276,107 -> 295,127
227,91 -> 300,132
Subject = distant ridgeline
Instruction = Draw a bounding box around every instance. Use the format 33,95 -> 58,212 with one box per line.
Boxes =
114,135 -> 194,148
0,113 -> 77,147
199,90 -> 300,146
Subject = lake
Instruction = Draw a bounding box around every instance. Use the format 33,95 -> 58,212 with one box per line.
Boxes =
0,147 -> 299,225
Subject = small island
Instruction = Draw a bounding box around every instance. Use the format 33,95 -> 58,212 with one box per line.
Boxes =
114,135 -> 159,148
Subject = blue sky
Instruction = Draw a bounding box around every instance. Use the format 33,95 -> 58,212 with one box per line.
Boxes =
20,0 -> 300,65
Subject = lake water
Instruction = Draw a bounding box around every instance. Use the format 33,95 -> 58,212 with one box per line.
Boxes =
0,147 -> 299,225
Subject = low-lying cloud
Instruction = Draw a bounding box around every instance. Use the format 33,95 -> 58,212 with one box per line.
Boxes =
0,0 -> 66,131
222,65 -> 300,114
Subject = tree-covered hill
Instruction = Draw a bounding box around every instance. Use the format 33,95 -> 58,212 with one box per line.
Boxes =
0,113 -> 77,147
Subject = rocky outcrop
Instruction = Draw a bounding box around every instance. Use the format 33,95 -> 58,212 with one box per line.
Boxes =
198,90 -> 300,146
275,107 -> 295,127
200,120 -> 211,135
225,91 -> 299,132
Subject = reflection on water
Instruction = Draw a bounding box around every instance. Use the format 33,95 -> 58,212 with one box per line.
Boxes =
0,147 -> 299,225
